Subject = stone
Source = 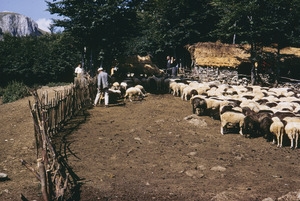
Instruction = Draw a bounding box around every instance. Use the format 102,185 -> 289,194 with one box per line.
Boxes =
262,198 -> 274,201
187,152 -> 197,156
184,114 -> 207,127
185,170 -> 204,178
210,166 -> 226,172
0,173 -> 8,181
278,190 -> 300,201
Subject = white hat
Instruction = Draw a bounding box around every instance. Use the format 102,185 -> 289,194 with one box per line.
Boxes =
98,67 -> 103,71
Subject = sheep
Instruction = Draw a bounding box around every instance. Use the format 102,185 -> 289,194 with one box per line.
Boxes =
190,96 -> 207,115
120,82 -> 128,96
270,117 -> 284,147
111,82 -> 120,90
284,122 -> 300,149
273,111 -> 295,120
179,83 -> 188,96
181,86 -> 198,101
260,116 -> 274,141
120,82 -> 128,90
124,87 -> 145,102
242,109 -> 273,138
283,116 -> 300,123
134,85 -> 147,94
169,82 -> 180,96
220,111 -> 245,135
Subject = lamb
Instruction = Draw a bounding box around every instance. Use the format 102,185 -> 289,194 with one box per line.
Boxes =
124,87 -> 145,102
269,117 -> 284,147
220,111 -> 245,135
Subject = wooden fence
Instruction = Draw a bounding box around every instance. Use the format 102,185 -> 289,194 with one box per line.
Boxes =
21,78 -> 96,201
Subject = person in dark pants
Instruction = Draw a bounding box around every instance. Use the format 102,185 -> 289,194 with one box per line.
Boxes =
171,57 -> 178,78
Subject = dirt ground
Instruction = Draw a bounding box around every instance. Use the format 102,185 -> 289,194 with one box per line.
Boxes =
1,89 -> 300,200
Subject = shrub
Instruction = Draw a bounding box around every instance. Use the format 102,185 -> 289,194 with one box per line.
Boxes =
2,81 -> 30,104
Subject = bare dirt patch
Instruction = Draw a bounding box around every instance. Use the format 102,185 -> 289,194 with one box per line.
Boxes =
1,92 -> 300,200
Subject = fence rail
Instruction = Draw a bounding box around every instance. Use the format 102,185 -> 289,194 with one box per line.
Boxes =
22,78 -> 96,200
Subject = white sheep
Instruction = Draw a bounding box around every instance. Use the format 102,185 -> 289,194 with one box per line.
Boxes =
120,82 -> 128,90
169,82 -> 180,96
181,86 -> 197,101
270,117 -> 284,147
284,122 -> 300,149
135,85 -> 146,94
111,82 -> 120,90
220,111 -> 245,135
124,87 -> 145,102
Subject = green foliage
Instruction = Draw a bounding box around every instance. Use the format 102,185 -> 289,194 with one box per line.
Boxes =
129,0 -> 219,56
211,0 -> 300,47
2,81 -> 30,104
0,33 -> 81,86
47,0 -> 139,72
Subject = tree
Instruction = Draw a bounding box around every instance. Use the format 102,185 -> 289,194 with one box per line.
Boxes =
46,0 -> 139,73
0,33 -> 80,86
129,0 -> 219,67
211,0 -> 300,85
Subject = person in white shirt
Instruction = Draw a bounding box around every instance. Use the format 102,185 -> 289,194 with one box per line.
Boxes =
75,64 -> 83,78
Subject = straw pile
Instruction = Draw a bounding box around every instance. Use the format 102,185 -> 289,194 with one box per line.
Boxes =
187,42 -> 300,68
186,42 -> 250,68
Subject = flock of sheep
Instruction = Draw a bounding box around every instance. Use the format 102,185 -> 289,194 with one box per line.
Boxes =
108,76 -> 300,149
168,79 -> 300,149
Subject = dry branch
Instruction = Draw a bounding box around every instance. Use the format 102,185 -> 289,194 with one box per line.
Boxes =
20,159 -> 40,181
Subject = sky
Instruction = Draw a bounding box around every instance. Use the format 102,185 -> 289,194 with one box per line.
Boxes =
1,0 -> 64,32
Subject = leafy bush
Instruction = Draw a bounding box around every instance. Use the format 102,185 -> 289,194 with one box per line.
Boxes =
2,81 -> 30,104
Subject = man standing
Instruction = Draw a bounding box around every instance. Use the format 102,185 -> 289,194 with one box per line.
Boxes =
75,64 -> 83,78
166,56 -> 172,76
94,67 -> 110,107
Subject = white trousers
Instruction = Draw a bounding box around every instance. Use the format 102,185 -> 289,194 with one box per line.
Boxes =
94,88 -> 109,106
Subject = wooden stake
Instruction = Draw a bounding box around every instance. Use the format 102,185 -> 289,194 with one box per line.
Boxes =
37,158 -> 49,201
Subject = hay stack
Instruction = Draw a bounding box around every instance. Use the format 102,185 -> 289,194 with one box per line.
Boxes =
187,42 -> 249,68
187,42 -> 300,68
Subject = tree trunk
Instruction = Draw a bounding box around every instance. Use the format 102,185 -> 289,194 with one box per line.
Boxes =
274,47 -> 281,87
250,43 -> 256,85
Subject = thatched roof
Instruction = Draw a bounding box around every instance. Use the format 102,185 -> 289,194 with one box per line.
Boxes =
186,42 -> 300,68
